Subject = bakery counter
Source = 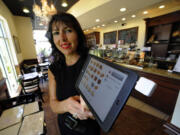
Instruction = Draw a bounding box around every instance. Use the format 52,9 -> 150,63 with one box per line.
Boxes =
114,62 -> 180,81
104,58 -> 180,115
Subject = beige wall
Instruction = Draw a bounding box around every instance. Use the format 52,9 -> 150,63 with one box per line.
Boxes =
85,18 -> 146,49
98,19 -> 146,48
0,0 -> 22,62
0,0 -> 37,80
85,7 -> 180,49
13,16 -> 37,59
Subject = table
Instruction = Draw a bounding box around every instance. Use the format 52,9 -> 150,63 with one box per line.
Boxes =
38,62 -> 49,67
101,105 -> 166,135
19,111 -> 44,135
0,105 -> 24,130
23,72 -> 39,80
0,123 -> 21,135
0,101 -> 43,135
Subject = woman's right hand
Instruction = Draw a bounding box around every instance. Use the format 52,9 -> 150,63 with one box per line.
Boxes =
64,95 -> 92,120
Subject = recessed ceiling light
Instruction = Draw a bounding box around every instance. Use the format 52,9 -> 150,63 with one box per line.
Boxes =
96,19 -> 100,22
114,20 -> 118,23
39,23 -> 43,26
102,24 -> 105,27
131,15 -> 136,18
120,8 -> 126,12
122,18 -> 126,21
61,0 -> 68,7
159,5 -> 165,9
143,11 -> 148,14
23,8 -> 30,13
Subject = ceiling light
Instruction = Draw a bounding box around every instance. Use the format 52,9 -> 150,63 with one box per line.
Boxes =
23,8 -> 30,13
102,24 -> 105,27
131,15 -> 136,18
114,20 -> 118,23
159,5 -> 165,9
120,8 -> 126,12
39,23 -> 43,26
33,0 -> 57,22
122,18 -> 126,21
96,19 -> 100,22
143,11 -> 148,14
61,0 -> 68,7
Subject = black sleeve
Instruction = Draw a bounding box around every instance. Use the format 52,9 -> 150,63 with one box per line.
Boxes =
49,62 -> 58,76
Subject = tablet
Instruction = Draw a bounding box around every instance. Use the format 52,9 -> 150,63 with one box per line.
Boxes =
75,54 -> 138,132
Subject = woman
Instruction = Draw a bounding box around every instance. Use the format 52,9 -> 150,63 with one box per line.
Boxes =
47,12 -> 100,135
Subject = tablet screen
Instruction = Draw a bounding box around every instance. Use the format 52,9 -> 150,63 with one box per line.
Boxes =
79,57 -> 128,121
76,54 -> 138,132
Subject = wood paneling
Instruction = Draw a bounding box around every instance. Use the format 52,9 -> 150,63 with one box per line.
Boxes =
131,70 -> 180,115
145,10 -> 180,27
101,105 -> 166,135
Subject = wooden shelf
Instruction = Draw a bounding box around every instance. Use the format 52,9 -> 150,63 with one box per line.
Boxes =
169,42 -> 180,46
146,42 -> 169,45
168,50 -> 180,54
145,11 -> 180,59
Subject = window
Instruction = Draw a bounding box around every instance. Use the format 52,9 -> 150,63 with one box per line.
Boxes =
0,16 -> 18,97
33,30 -> 52,63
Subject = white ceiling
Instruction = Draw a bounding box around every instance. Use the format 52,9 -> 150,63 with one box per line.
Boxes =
68,0 -> 180,30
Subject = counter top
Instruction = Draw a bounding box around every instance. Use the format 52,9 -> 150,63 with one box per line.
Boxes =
101,56 -> 180,81
113,62 -> 180,81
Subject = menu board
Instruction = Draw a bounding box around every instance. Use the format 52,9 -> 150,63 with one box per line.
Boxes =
118,27 -> 138,44
103,31 -> 117,44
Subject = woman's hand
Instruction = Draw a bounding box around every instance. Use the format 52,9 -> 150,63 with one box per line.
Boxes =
64,95 -> 92,120
80,96 -> 95,120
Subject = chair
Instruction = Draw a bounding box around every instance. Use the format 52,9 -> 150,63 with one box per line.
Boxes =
41,66 -> 48,81
20,64 -> 38,75
38,63 -> 49,82
21,76 -> 44,102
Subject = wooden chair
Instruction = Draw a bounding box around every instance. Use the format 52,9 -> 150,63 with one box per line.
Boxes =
38,63 -> 49,82
21,76 -> 44,102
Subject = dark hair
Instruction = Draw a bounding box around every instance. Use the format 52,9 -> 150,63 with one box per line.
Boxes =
46,12 -> 88,63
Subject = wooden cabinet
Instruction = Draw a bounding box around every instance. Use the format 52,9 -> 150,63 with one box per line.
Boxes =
145,11 -> 180,59
86,32 -> 100,48
131,70 -> 180,115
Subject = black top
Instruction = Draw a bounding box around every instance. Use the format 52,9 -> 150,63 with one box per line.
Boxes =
49,56 -> 100,135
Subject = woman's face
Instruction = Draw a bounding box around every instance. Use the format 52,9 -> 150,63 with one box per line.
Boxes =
52,22 -> 78,56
